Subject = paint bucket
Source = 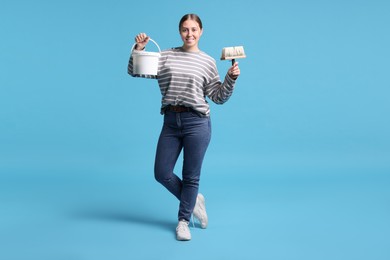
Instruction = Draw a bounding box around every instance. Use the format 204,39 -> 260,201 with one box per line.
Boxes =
131,38 -> 161,77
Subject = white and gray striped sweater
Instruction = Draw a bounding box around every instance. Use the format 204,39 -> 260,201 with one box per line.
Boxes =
128,47 -> 236,116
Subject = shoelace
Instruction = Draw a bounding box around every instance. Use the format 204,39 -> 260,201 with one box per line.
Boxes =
177,220 -> 189,231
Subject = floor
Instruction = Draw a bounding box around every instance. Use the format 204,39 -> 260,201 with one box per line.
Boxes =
1,158 -> 389,260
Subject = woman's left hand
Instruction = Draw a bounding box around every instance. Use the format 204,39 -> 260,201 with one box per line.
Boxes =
228,62 -> 240,80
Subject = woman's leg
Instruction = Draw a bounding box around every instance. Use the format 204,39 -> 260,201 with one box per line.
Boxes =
178,114 -> 211,221
154,116 -> 183,200
154,111 -> 211,222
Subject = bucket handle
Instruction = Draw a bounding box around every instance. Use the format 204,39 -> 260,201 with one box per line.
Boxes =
131,38 -> 161,53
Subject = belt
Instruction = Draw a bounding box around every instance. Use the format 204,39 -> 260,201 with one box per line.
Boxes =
167,105 -> 192,113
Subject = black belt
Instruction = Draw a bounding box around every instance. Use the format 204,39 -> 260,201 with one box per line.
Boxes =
167,105 -> 192,113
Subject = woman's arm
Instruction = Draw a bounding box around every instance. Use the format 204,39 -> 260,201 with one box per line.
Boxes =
205,62 -> 240,104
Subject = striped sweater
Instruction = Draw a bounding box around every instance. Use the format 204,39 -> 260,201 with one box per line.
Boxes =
128,47 -> 236,116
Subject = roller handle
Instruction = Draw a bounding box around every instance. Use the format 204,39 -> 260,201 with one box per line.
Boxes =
232,59 -> 235,65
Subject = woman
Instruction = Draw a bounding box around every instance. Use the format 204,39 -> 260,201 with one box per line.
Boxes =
128,14 -> 240,241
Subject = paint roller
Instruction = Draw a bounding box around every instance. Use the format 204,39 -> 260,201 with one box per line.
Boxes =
220,46 -> 246,65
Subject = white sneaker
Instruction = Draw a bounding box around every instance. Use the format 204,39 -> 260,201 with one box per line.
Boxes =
176,220 -> 191,241
193,193 -> 208,229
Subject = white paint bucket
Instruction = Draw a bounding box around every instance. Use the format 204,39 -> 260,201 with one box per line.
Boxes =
131,38 -> 161,77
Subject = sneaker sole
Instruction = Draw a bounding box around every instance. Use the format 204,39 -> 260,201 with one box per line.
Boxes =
194,194 -> 208,229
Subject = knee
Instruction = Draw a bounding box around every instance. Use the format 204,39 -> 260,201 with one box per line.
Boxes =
154,169 -> 163,183
154,168 -> 169,184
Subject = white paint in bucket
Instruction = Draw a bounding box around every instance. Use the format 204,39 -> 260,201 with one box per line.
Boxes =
131,38 -> 161,77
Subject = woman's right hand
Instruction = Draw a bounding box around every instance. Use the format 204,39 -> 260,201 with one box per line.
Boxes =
134,33 -> 149,50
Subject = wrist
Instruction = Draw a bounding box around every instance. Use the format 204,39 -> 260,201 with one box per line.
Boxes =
135,44 -> 145,51
228,74 -> 238,80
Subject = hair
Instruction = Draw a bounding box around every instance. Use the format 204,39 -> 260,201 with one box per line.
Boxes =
179,13 -> 203,30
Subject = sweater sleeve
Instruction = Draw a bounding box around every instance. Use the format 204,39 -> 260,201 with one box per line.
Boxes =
127,53 -> 135,76
204,62 -> 236,104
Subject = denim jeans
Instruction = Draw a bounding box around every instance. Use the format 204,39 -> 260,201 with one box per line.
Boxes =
154,110 -> 211,222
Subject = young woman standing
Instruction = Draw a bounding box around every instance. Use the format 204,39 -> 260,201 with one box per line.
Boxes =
128,14 -> 240,241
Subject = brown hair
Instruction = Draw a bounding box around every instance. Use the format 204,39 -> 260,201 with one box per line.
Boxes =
179,14 -> 203,30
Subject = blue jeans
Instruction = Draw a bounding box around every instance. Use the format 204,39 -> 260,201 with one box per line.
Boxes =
154,110 -> 211,222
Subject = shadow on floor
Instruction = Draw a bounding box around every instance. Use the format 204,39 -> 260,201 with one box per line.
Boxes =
69,207 -> 176,232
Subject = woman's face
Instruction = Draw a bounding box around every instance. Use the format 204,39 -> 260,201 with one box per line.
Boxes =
180,19 -> 203,51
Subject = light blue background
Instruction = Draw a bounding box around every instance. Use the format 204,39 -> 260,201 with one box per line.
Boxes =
1,0 -> 389,259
